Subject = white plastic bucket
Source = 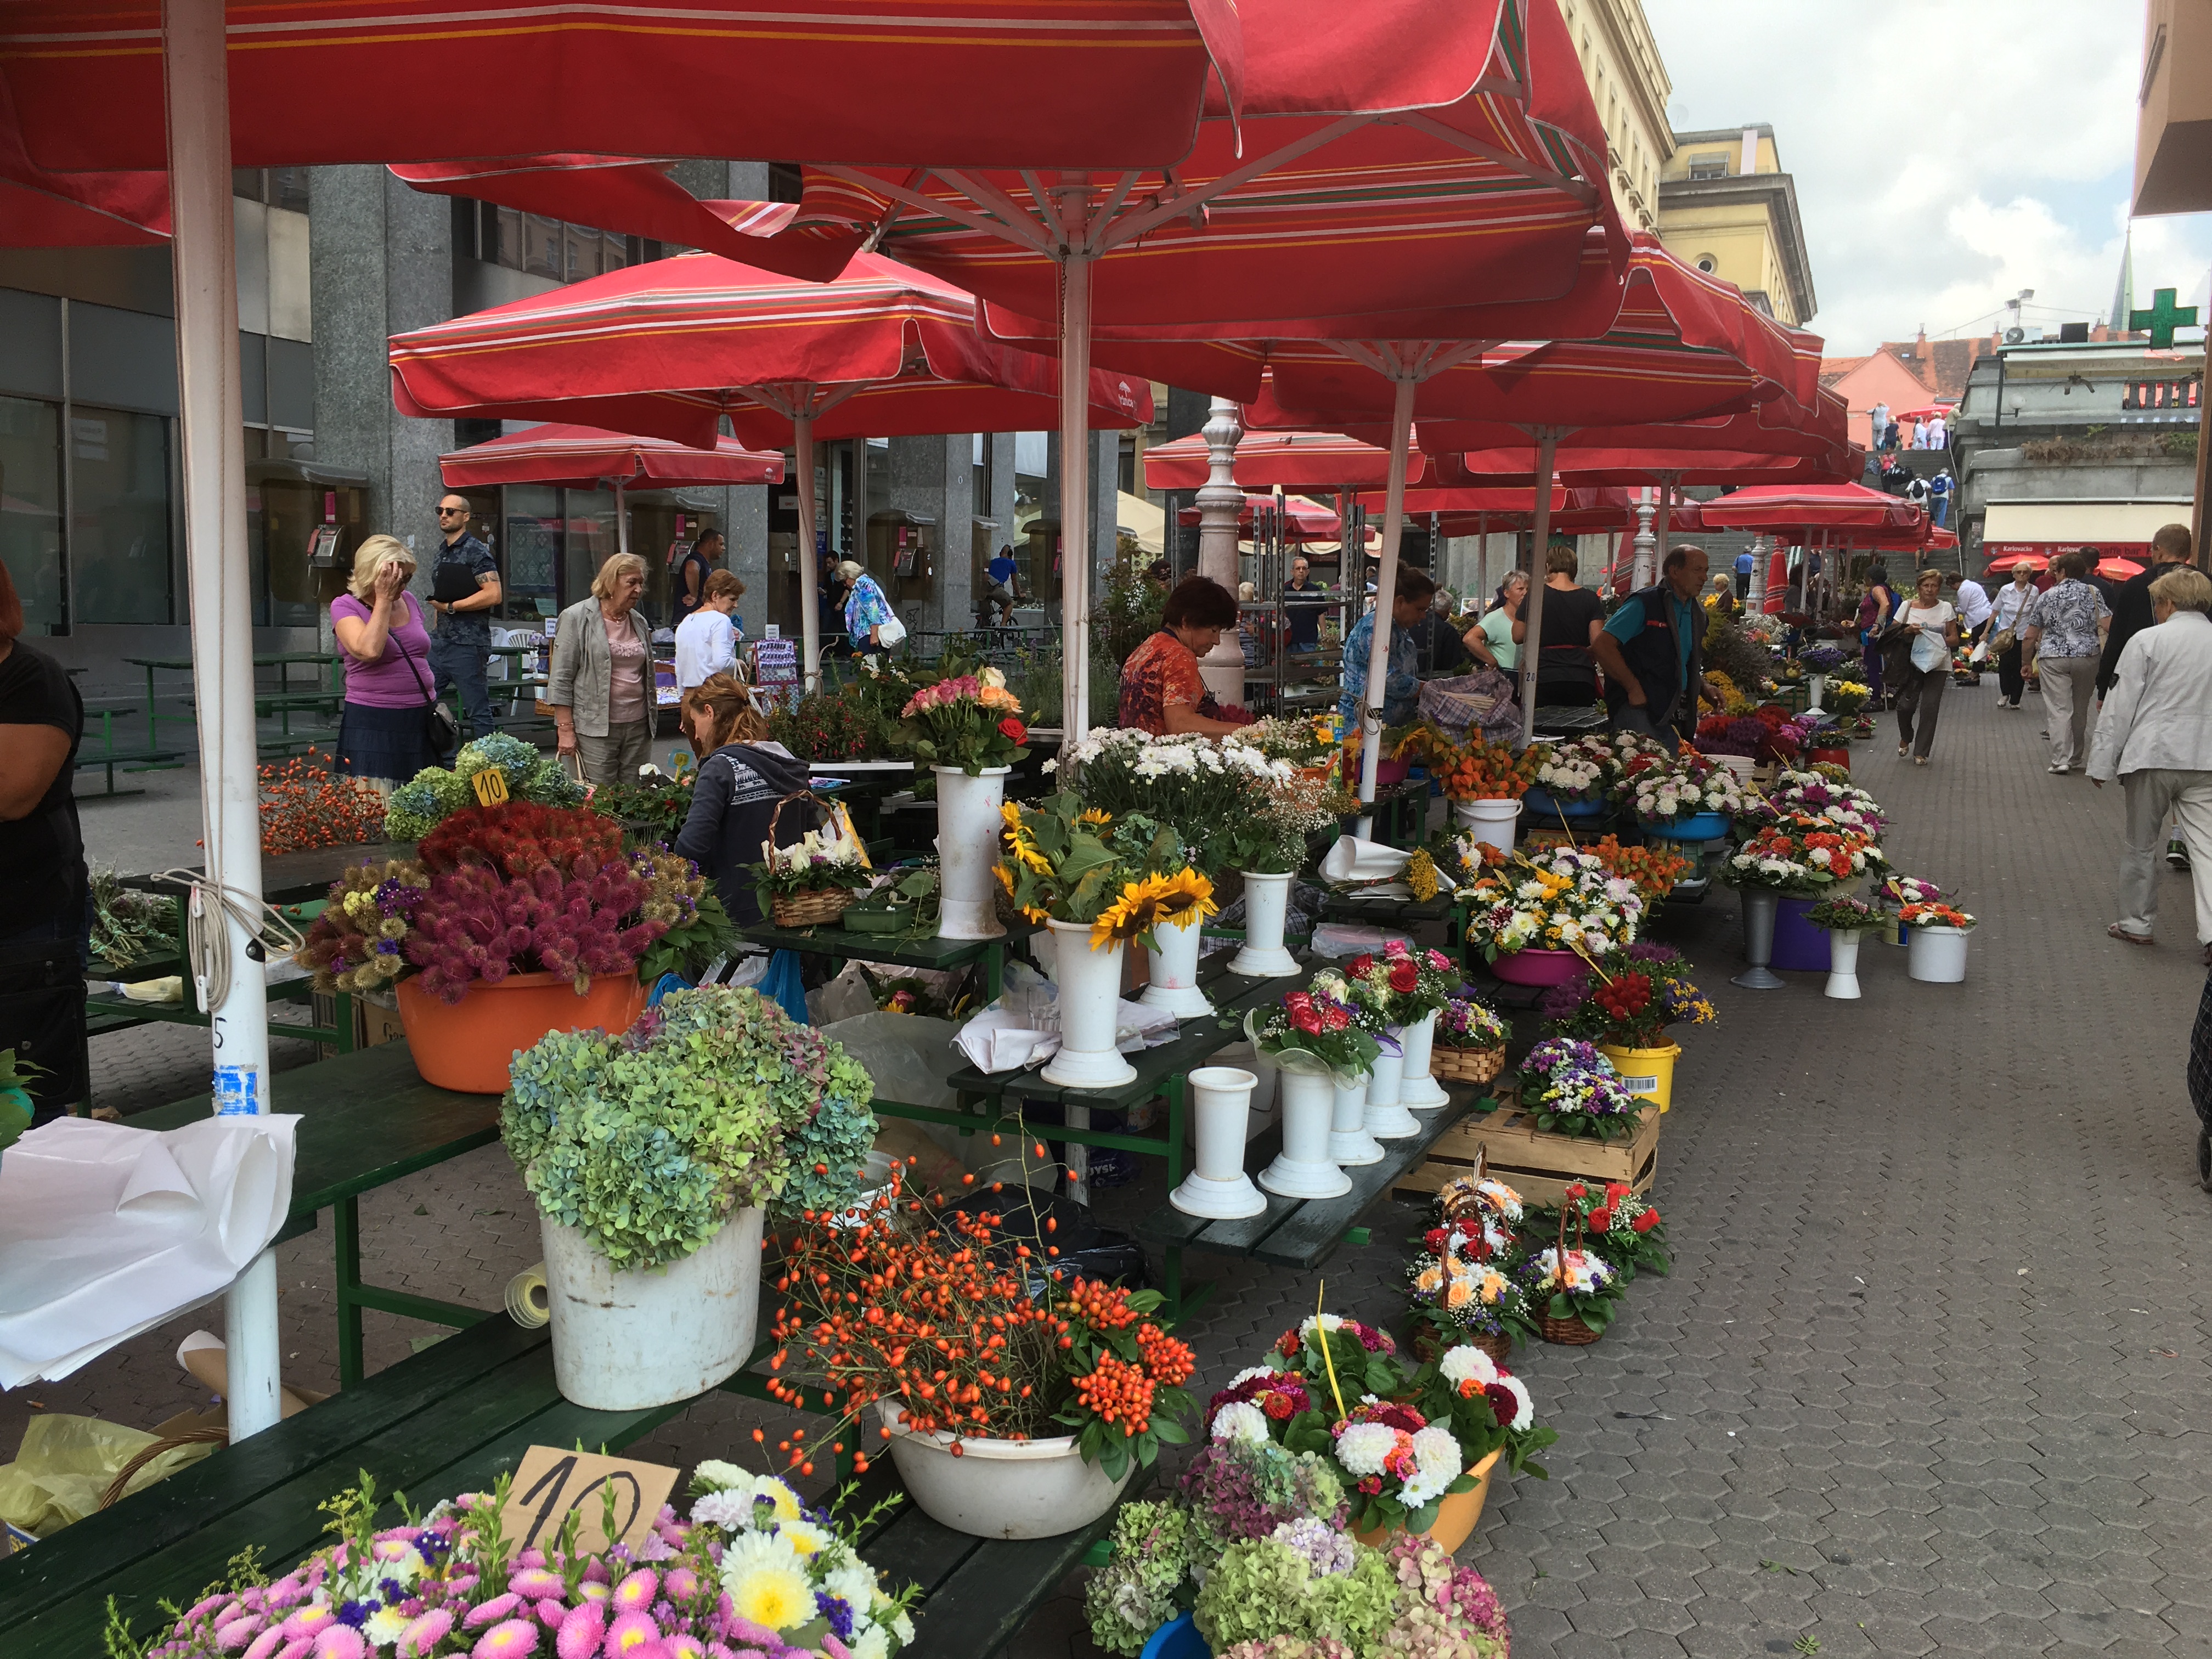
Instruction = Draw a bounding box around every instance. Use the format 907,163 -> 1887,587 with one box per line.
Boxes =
878,1402 -> 1133,1539
1451,796 -> 1522,856
1906,924 -> 1969,983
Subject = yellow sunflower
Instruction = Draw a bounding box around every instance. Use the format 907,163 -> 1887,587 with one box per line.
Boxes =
1149,867 -> 1217,928
1088,874 -> 1167,949
1077,807 -> 1114,827
994,862 -> 1051,924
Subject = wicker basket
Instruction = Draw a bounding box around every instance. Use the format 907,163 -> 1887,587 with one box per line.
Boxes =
765,788 -> 860,928
1411,1323 -> 1513,1367
1537,1311 -> 1603,1346
1433,1042 -> 1508,1085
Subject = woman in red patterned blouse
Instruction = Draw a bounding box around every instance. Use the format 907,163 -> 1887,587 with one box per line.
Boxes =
1116,577 -> 1246,736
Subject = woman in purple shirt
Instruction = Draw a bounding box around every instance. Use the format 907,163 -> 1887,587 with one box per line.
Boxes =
331,534 -> 442,790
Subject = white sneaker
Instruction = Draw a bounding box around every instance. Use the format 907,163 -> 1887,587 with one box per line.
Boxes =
2048,763 -> 2070,774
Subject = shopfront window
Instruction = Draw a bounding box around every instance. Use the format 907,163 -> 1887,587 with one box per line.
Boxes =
563,487 -> 619,608
0,395 -> 64,631
504,483 -> 562,621
70,405 -> 171,625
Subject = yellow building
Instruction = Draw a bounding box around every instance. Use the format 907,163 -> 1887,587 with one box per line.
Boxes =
1655,125 -> 1818,326
1556,0 -> 1673,234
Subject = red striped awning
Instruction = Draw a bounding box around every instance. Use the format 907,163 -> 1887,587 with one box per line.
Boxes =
437,425 -> 785,491
1143,430 -> 1426,491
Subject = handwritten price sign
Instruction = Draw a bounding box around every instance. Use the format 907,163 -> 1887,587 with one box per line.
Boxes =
499,1446 -> 679,1557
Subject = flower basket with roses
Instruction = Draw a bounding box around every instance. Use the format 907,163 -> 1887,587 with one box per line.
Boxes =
1407,1202 -> 1531,1359
1722,825 -> 1883,895
1526,1179 -> 1669,1283
898,666 -> 1029,774
749,800 -> 876,926
1457,845 -> 1647,963
1538,943 -> 1716,1052
1247,985 -> 1383,1082
1517,1228 -> 1623,1344
1612,746 -> 1743,826
1515,1038 -> 1644,1142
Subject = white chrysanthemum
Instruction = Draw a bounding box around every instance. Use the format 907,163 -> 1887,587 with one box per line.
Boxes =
362,1605 -> 411,1647
1334,1422 -> 1398,1477
1498,1373 -> 1534,1430
1210,1401 -> 1271,1444
1227,1365 -> 1277,1389
777,1519 -> 831,1558
1300,1313 -> 1345,1340
691,1491 -> 758,1531
1438,1345 -> 1498,1389
719,1527 -> 804,1591
892,1609 -> 916,1644
826,1559 -> 877,1613
692,1459 -> 748,1490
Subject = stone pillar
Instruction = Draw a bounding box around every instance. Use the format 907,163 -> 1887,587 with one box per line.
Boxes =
1629,488 -> 1658,592
888,433 -> 973,636
1193,397 -> 1245,706
309,166 -> 454,585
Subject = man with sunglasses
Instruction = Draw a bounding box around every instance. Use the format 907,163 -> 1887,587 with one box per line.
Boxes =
428,495 -> 501,744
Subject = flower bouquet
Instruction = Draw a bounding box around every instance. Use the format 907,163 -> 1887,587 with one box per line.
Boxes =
1825,678 -> 1871,716
898,666 -> 1029,774
1742,769 -> 1888,839
1527,1179 -> 1668,1283
383,731 -> 587,842
1515,1037 -> 1643,1142
1324,940 -> 1457,1027
1589,835 -> 1696,906
1429,993 -> 1508,1085
1537,943 -> 1716,1053
110,1460 -> 917,1659
1516,1232 -> 1623,1344
752,808 -> 875,927
1900,900 -> 1976,929
1801,642 -> 1848,673
1248,985 -> 1382,1083
1063,727 -> 1299,877
1722,826 -> 1883,895
1613,747 -> 1742,826
997,793 -> 1212,950
1407,1208 -> 1530,1360
1527,737 -> 1612,808
1457,845 -> 1646,965
1804,895 -> 1886,933
1228,714 -> 1339,770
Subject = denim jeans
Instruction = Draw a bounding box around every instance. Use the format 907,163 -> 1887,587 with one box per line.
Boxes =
429,630 -> 496,742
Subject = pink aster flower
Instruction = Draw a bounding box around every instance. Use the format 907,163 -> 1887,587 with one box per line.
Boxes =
243,1629 -> 289,1659
467,1595 -> 524,1629
279,1608 -> 336,1641
535,1600 -> 569,1631
397,1609 -> 454,1657
662,1568 -> 700,1604
217,1615 -> 264,1651
310,1628 -> 367,1659
510,1568 -> 566,1601
276,1640 -> 315,1659
554,1602 -> 603,1659
612,1570 -> 659,1613
663,1638 -> 708,1659
606,1611 -> 665,1654
471,1620 -> 542,1658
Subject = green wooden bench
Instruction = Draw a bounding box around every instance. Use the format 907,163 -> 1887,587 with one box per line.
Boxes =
72,702 -> 189,798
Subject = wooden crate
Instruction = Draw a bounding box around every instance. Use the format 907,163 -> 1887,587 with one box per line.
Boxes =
1393,1090 -> 1661,1207
312,990 -> 408,1061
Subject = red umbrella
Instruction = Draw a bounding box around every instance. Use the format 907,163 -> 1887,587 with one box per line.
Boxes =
437,423 -> 785,564
1172,492 -> 1372,541
2100,555 -> 2147,579
1894,405 -> 1951,423
0,77 -> 165,245
391,251 -> 1150,683
1144,430 -> 1426,492
1697,483 -> 1934,614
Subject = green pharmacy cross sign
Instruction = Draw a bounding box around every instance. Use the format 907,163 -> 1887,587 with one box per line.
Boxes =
2130,287 -> 2200,349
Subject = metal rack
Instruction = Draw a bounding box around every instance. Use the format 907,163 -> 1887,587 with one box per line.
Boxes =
1237,491 -> 1364,716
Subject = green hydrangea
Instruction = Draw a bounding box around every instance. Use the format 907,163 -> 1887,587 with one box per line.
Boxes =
1194,1541 -> 1397,1656
454,731 -> 542,792
522,755 -> 588,808
502,986 -> 875,1267
383,765 -> 471,842
1084,1501 -> 1198,1656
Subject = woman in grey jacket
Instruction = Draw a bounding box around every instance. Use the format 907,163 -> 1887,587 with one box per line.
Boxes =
673,673 -> 820,926
548,552 -> 655,785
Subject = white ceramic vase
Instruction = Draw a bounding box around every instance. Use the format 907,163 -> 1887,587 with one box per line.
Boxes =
1228,870 -> 1301,977
1257,1067 -> 1351,1199
540,1207 -> 763,1411
1328,1074 -> 1386,1165
1041,919 -> 1136,1089
934,764 -> 1011,940
1170,1065 -> 1267,1218
1396,1007 -> 1450,1110
1139,915 -> 1214,1019
1364,1036 -> 1421,1141
1822,929 -> 1863,1000
877,1402 -> 1132,1539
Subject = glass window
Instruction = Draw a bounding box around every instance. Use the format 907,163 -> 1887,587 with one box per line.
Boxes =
523,215 -> 562,279
504,484 -> 562,619
563,487 -> 619,610
268,167 -> 311,213
563,223 -> 599,284
70,405 -> 172,624
0,395 -> 64,631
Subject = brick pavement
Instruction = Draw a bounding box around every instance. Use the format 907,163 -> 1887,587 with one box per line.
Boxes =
13,675 -> 2212,1657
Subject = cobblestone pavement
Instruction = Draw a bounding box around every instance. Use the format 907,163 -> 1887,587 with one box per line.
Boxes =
13,676 -> 2212,1657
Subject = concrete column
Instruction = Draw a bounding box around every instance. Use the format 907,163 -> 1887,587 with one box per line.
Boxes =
1193,397 -> 1244,704
888,432 -> 973,636
309,166 -> 454,582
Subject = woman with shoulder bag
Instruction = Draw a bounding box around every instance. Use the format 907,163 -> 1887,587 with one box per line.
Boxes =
547,552 -> 657,786
673,673 -> 821,926
1987,558 -> 2038,709
1889,568 -> 1961,765
331,534 -> 449,794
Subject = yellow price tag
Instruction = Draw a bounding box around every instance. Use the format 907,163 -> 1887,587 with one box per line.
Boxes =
471,769 -> 510,808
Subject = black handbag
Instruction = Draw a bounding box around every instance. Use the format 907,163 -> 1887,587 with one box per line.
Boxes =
393,605 -> 461,757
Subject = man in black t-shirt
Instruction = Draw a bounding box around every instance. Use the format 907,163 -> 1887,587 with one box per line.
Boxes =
1531,544 -> 1607,705
428,494 -> 503,744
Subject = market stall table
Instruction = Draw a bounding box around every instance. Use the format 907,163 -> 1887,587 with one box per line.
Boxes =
735,916 -> 1037,1006
123,651 -> 345,754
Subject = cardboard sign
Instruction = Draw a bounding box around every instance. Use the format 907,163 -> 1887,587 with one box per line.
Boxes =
471,769 -> 510,808
499,1446 -> 680,1558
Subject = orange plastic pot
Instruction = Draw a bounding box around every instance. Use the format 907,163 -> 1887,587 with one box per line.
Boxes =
396,970 -> 647,1094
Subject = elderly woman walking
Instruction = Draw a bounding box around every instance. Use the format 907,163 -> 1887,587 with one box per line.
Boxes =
2089,567 -> 2212,961
835,559 -> 899,657
2023,548 -> 2112,775
548,551 -> 656,786
1891,568 -> 1961,766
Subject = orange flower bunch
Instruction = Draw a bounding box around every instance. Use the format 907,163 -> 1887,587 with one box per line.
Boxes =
766,1165 -> 1197,1480
1429,734 -> 1542,802
258,748 -> 388,856
1590,836 -> 1695,905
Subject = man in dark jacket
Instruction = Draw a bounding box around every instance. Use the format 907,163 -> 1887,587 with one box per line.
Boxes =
1590,546 -> 1717,752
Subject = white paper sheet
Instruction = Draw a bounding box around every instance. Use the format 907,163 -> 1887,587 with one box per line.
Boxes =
0,1115 -> 299,1387
952,1000 -> 1181,1075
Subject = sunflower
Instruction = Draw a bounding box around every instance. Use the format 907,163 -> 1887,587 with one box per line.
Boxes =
1089,874 -> 1168,949
1077,806 -> 1114,827
1149,867 -> 1216,928
994,862 -> 1050,924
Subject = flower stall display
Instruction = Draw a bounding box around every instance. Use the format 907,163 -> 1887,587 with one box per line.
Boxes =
1523,736 -> 1612,822
502,986 -> 874,1408
1408,729 -> 1539,852
1805,895 -> 1886,998
1527,1180 -> 1668,1285
899,667 -> 1029,938
1517,1230 -> 1622,1346
1246,986 -> 1383,1199
1516,1038 -> 1644,1142
1898,890 -> 1976,984
382,732 -> 589,842
1536,943 -> 1715,1110
1457,845 -> 1646,984
109,1457 -> 919,1659
1612,746 -> 1742,837
766,1175 -> 1198,1538
1743,769 -> 1888,840
1310,944 -> 1447,1137
1589,835 -> 1697,907
1001,794 -> 1214,1086
751,800 -> 876,927
1724,826 -> 1883,895
1825,678 -> 1871,718
1429,994 -> 1508,1085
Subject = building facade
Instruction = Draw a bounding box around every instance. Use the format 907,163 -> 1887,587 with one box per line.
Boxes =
1556,0 -> 1673,234
1656,125 -> 1816,326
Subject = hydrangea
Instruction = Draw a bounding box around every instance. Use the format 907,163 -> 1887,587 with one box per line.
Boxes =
1270,1517 -> 1359,1579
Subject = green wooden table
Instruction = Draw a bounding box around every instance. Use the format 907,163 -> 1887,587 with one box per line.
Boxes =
125,650 -> 342,754
131,1042 -> 505,1389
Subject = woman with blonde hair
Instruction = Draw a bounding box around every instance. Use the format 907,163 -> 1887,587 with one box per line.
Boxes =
331,533 -> 443,789
1890,567 -> 1960,766
834,558 -> 898,656
548,551 -> 655,784
673,673 -> 819,925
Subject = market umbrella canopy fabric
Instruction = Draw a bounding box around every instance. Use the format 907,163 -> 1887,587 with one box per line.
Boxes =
0,76 -> 164,245
0,0 -> 1245,171
1172,492 -> 1369,540
436,425 -> 786,490
1143,429 -> 1427,490
1694,482 -> 1928,533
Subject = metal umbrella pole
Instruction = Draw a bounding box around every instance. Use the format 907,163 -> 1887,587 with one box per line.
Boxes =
1515,430 -> 1564,746
1354,377 -> 1419,838
1056,226 -> 1096,748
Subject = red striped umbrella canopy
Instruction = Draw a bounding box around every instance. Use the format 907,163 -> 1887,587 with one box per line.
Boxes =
1420,381 -> 1851,466
1444,446 -> 1859,489
0,1 -> 1244,171
1356,484 -> 1664,535
1695,483 -> 1927,534
0,76 -> 163,245
388,250 -> 1152,450
1143,430 -> 1427,491
436,425 -> 785,492
1171,493 -> 1367,541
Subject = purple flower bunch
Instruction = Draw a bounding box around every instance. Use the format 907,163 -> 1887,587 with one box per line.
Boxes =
405,856 -> 668,1003
1519,1037 -> 1609,1080
1801,644 -> 1848,673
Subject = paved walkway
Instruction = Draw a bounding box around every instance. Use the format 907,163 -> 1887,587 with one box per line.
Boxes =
12,676 -> 2210,1657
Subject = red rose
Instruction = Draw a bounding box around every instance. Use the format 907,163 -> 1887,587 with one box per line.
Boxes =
1587,1207 -> 1615,1232
1483,1382 -> 1520,1424
1424,1228 -> 1447,1251
1322,1002 -> 1350,1031
1290,1004 -> 1323,1035
1349,954 -> 1375,978
1632,1210 -> 1660,1233
1564,1182 -> 1588,1201
1389,961 -> 1418,993
1605,1182 -> 1630,1202
998,716 -> 1027,742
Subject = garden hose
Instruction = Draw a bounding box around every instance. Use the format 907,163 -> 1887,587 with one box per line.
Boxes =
148,870 -> 309,1018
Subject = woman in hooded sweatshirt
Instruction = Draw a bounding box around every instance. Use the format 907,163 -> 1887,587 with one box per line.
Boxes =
673,673 -> 823,927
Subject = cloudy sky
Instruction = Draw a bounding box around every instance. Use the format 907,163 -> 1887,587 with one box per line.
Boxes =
1643,0 -> 2212,357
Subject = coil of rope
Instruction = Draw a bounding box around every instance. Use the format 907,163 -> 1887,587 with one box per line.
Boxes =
146,870 -> 310,1016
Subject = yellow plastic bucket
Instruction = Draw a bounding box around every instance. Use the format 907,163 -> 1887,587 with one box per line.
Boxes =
1596,1042 -> 1681,1111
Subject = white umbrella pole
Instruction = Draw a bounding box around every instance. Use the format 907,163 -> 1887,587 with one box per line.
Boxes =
795,413 -> 820,692
1354,376 -> 1417,837
614,476 -> 629,560
1515,431 -> 1561,747
166,0 -> 280,1443
1058,250 -> 1095,746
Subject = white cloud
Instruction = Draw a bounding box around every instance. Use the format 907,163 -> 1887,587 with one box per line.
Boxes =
1642,0 -> 2212,354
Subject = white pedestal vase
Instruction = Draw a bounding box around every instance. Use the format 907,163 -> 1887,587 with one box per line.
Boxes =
1364,1036 -> 1421,1141
541,1207 -> 763,1411
934,765 -> 1011,940
1228,870 -> 1301,977
1040,919 -> 1137,1090
1257,1066 -> 1351,1199
1451,797 -> 1522,857
1397,1008 -> 1450,1110
1139,915 -> 1214,1019
1906,924 -> 1970,983
1822,929 -> 1864,1000
1328,1074 -> 1386,1166
1170,1065 -> 1267,1218
1808,673 -> 1827,714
